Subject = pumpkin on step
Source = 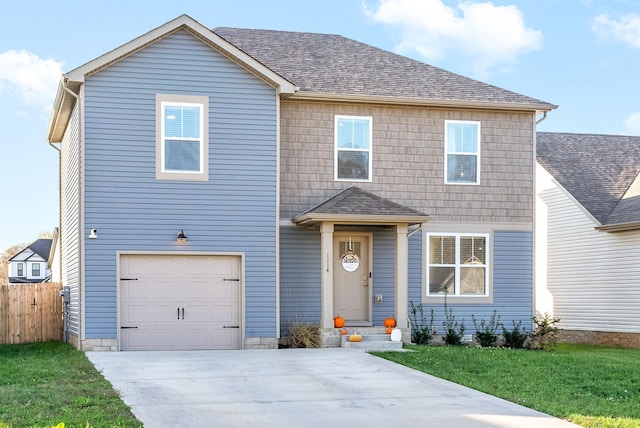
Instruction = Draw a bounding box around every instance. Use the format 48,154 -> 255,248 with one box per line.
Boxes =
333,316 -> 345,328
349,334 -> 362,342
384,317 -> 396,328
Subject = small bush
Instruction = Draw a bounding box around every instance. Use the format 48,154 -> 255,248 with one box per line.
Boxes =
502,320 -> 529,349
409,300 -> 434,345
472,310 -> 501,347
288,322 -> 320,348
442,296 -> 465,346
530,313 -> 560,351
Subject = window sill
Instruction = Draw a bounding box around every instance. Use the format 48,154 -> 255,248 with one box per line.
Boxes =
423,295 -> 493,304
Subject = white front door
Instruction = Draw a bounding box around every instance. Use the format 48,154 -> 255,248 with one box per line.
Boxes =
333,234 -> 371,324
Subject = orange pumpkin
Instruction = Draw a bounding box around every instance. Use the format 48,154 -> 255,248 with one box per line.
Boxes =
334,316 -> 345,328
384,317 -> 396,328
340,329 -> 347,335
349,334 -> 362,342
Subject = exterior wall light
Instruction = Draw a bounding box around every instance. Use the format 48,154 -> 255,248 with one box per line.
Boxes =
176,229 -> 188,243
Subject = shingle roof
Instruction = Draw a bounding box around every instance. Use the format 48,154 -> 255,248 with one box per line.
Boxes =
213,27 -> 555,110
292,186 -> 429,226
28,239 -> 53,261
537,132 -> 640,227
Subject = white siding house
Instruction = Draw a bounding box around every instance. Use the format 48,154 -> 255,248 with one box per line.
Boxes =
7,239 -> 53,283
536,132 -> 640,348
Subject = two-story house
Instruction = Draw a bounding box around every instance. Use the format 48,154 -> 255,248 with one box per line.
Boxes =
7,239 -> 52,284
47,14 -> 555,351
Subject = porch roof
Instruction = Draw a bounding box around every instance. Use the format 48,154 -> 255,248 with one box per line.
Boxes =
291,186 -> 430,227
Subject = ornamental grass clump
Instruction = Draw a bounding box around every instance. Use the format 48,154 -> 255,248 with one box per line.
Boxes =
288,322 -> 320,348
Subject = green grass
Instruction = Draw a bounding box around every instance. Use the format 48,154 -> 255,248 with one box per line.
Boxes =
373,343 -> 640,428
0,342 -> 141,428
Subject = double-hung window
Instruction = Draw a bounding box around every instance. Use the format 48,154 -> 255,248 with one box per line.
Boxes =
427,233 -> 489,297
32,263 -> 40,277
335,115 -> 372,181
17,263 -> 24,277
445,120 -> 480,184
156,94 -> 209,181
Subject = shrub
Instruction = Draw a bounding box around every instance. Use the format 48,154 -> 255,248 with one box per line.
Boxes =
502,320 -> 529,349
288,322 -> 320,348
409,300 -> 434,345
442,296 -> 465,346
472,310 -> 501,347
529,313 -> 560,351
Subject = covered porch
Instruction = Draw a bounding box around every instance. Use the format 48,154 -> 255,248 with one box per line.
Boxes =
291,187 -> 430,346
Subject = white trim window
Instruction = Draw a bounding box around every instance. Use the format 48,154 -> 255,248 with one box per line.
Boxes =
426,233 -> 489,297
445,120 -> 480,184
156,94 -> 209,181
32,263 -> 41,277
17,262 -> 24,277
335,115 -> 372,181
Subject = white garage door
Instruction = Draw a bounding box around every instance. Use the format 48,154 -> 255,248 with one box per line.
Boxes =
120,254 -> 241,351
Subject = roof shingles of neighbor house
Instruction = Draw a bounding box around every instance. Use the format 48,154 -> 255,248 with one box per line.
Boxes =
537,132 -> 640,227
213,27 -> 556,110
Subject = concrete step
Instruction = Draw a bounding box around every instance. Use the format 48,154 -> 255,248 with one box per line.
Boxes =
341,334 -> 403,351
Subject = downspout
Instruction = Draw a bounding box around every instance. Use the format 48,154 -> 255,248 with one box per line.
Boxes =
532,111 -> 547,325
48,113 -> 63,341
63,84 -> 83,349
536,111 -> 548,125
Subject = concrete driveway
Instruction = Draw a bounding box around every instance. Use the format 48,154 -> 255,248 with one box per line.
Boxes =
87,348 -> 580,428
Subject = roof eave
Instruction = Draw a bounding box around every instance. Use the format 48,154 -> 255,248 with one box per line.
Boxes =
292,213 -> 431,227
595,221 -> 640,233
288,91 -> 557,113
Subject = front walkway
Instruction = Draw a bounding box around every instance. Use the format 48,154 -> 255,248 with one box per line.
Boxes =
88,348 -> 581,428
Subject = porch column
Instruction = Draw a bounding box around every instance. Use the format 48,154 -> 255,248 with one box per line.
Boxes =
320,222 -> 335,329
395,224 -> 409,328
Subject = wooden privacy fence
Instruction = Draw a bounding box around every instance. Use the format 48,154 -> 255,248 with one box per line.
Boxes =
0,282 -> 63,344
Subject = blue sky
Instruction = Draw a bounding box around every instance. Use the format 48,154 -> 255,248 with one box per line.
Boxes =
1,0 -> 639,252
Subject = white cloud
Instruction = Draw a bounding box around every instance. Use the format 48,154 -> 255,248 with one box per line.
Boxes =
364,0 -> 543,78
0,50 -> 62,115
625,112 -> 640,135
592,13 -> 640,48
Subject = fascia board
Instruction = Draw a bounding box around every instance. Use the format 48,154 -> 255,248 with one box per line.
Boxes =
65,14 -> 295,94
288,91 -> 557,113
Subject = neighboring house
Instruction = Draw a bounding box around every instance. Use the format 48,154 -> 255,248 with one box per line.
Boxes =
536,132 -> 640,348
7,239 -> 53,283
46,14 -> 555,351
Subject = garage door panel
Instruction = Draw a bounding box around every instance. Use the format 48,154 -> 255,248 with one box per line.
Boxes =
120,255 -> 241,351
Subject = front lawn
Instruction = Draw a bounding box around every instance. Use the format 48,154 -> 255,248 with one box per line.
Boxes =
373,343 -> 640,428
0,342 -> 141,428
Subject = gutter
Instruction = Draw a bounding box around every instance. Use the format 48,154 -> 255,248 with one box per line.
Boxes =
288,92 -> 557,114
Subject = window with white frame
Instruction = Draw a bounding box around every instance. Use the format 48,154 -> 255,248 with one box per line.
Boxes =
32,263 -> 41,277
426,233 -> 489,296
156,94 -> 209,181
335,115 -> 372,181
17,262 -> 24,277
445,120 -> 480,184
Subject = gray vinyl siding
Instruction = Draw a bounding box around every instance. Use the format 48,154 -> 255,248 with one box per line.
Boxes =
81,30 -> 278,338
61,103 -> 81,338
280,101 -> 535,224
371,230 -> 395,325
410,230 -> 533,334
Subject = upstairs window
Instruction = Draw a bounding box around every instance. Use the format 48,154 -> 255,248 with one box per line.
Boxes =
335,116 -> 372,181
445,120 -> 480,184
427,233 -> 489,297
156,94 -> 209,181
32,263 -> 41,277
17,262 -> 24,277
